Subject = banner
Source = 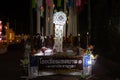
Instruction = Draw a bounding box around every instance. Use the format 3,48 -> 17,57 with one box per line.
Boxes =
38,56 -> 83,73
57,0 -> 62,7
32,0 -> 37,9
76,0 -> 81,6
46,0 -> 52,7
68,0 -> 73,8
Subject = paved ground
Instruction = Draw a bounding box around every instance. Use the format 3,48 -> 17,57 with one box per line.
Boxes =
0,44 -> 120,80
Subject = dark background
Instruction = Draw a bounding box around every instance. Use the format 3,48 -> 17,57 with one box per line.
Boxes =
91,0 -> 120,63
0,0 -> 30,34
0,0 -> 120,63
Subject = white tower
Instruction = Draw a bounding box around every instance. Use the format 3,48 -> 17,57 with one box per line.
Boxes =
53,11 -> 67,52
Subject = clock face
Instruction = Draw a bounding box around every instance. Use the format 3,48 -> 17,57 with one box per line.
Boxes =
53,11 -> 67,25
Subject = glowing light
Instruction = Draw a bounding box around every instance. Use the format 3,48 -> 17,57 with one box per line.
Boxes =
0,20 -> 2,24
4,26 -> 8,29
53,11 -> 67,26
40,6 -> 44,10
53,11 -> 67,52
0,38 -> 2,41
34,51 -> 44,56
53,4 -> 55,8
48,17 -> 50,22
0,26 -> 1,29
88,59 -> 92,65
44,48 -> 53,56
87,32 -> 89,35
83,54 -> 91,67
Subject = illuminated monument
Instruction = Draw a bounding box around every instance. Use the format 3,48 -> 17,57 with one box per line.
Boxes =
53,11 -> 67,52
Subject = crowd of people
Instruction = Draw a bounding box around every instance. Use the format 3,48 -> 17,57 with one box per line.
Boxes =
13,32 -> 96,57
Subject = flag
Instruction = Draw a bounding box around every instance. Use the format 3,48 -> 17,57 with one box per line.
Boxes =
37,0 -> 43,11
65,0 -> 68,3
40,7 -> 44,17
32,0 -> 37,9
57,0 -> 61,7
76,0 -> 81,6
46,0 -> 52,7
76,0 -> 88,14
37,0 -> 43,8
68,0 -> 73,8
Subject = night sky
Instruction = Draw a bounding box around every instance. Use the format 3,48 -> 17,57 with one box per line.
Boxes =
90,0 -> 120,63
0,0 -> 30,34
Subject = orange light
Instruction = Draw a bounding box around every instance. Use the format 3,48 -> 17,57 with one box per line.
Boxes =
0,25 -> 2,30
0,20 -> 2,24
4,26 -> 7,29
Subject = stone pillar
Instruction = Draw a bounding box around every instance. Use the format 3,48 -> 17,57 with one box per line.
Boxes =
37,0 -> 41,34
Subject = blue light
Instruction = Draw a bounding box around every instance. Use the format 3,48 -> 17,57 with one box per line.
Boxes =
83,54 -> 91,67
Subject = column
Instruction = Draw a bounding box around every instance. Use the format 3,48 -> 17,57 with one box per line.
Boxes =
37,0 -> 41,34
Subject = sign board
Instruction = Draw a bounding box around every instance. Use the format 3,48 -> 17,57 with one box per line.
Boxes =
38,56 -> 83,73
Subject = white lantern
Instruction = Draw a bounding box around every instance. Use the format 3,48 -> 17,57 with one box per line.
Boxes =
53,11 -> 67,52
